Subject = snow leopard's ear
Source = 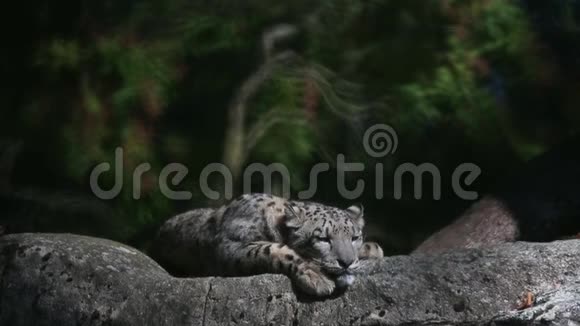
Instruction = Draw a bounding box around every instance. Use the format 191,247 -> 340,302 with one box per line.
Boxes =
284,204 -> 303,229
347,204 -> 365,229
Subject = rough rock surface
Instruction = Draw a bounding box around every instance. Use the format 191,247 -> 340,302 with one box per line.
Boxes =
495,286 -> 580,325
1,233 -> 580,325
413,196 -> 520,254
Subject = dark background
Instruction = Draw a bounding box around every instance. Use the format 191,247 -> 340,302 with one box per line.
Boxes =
1,0 -> 579,254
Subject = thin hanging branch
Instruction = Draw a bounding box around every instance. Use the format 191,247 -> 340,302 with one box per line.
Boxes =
221,23 -> 302,184
244,108 -> 308,155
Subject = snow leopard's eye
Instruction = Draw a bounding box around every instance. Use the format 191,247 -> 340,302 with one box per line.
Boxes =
351,235 -> 361,242
316,236 -> 330,243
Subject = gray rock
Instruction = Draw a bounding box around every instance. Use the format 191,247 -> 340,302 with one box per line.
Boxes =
1,233 -> 580,325
494,286 -> 580,325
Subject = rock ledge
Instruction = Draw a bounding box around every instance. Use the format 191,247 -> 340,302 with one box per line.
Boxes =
1,233 -> 580,325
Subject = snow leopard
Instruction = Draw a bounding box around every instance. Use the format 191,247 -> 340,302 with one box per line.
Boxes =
153,193 -> 383,296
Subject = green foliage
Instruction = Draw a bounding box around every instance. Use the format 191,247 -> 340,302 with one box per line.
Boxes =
179,16 -> 243,57
38,40 -> 82,71
29,7 -> 255,240
391,0 -> 536,151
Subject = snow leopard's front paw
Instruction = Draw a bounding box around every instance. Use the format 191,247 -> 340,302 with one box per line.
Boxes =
293,265 -> 336,296
358,242 -> 384,259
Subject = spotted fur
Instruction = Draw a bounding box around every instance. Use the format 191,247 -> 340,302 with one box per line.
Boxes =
155,193 -> 383,296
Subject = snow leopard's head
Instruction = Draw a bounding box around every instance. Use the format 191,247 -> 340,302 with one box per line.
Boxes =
284,202 -> 365,278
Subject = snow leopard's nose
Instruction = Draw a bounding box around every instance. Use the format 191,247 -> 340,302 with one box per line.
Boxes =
335,240 -> 357,269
